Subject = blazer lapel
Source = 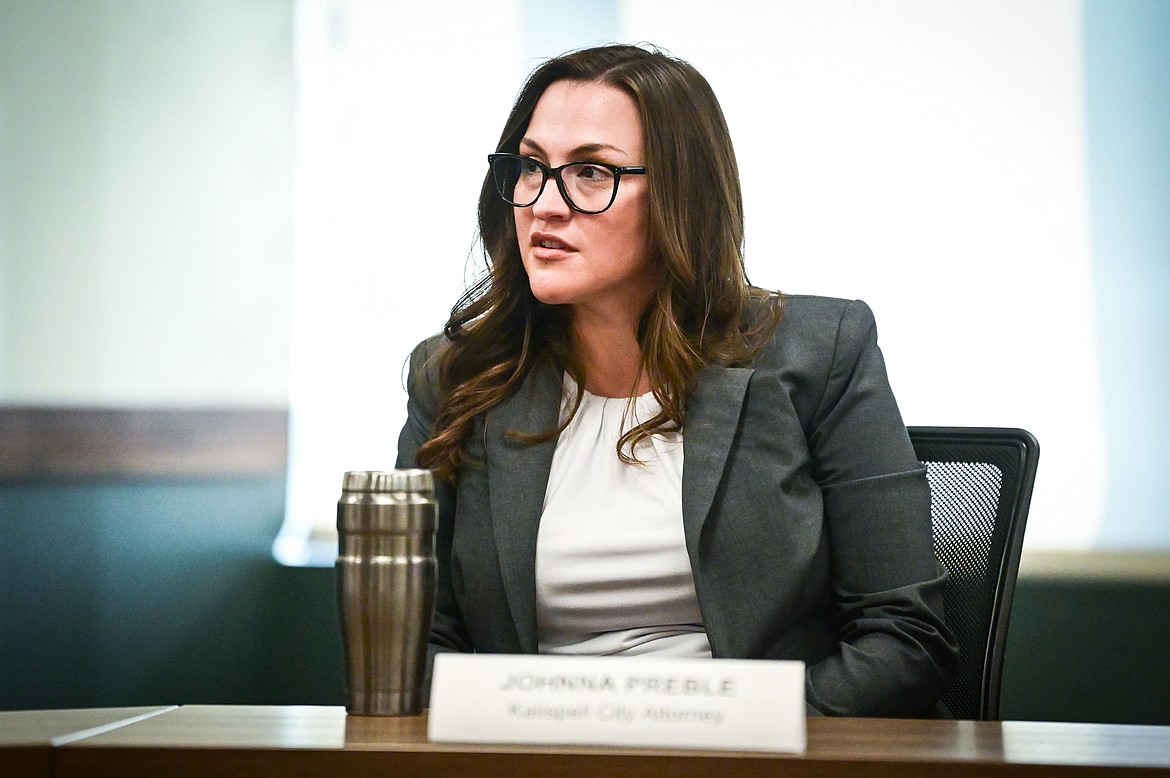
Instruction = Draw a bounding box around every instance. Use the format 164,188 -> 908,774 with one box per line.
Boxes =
682,365 -> 754,555
484,365 -> 562,653
480,363 -> 752,651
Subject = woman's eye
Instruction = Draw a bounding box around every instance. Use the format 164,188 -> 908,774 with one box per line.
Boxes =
519,158 -> 543,176
571,164 -> 613,183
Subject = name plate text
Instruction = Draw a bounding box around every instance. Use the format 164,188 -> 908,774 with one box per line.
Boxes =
428,653 -> 805,753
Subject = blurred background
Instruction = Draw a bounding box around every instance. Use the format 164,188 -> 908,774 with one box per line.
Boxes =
2,0 -> 1168,723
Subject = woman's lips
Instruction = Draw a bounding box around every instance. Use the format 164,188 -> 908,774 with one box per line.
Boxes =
530,232 -> 575,259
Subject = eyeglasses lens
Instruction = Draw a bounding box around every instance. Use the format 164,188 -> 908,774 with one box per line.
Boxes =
490,156 -> 616,213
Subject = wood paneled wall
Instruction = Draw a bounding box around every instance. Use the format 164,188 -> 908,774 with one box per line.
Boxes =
0,408 -> 288,479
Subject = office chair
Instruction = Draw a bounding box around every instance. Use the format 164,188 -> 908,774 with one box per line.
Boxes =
908,426 -> 1039,721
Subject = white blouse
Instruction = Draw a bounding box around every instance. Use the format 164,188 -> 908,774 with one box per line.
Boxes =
535,377 -> 711,657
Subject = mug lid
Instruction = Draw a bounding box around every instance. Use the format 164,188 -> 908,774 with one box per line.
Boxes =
341,469 -> 434,493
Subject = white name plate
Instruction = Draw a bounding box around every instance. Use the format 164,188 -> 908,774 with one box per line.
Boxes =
428,653 -> 806,753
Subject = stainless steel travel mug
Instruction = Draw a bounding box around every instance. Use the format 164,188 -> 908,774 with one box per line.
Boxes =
337,469 -> 437,716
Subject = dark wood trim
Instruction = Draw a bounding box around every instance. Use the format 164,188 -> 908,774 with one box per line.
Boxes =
0,407 -> 288,479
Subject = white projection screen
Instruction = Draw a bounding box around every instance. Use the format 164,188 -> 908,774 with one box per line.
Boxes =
279,0 -> 1111,564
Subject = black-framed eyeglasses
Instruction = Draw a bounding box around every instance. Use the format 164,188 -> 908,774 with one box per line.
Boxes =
488,153 -> 647,215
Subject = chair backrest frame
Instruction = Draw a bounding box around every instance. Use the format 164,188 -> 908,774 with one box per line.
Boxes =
908,426 -> 1039,720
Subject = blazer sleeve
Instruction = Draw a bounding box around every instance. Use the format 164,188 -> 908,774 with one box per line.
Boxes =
396,336 -> 473,667
802,299 -> 959,716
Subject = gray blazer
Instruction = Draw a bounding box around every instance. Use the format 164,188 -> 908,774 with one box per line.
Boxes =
397,295 -> 958,717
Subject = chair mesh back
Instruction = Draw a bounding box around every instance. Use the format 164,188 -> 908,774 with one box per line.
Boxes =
910,428 -> 1036,720
927,458 -> 1007,718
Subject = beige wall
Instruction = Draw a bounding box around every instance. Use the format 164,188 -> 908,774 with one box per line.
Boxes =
0,0 -> 294,406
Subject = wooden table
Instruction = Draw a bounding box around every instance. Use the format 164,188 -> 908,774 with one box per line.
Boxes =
2,705 -> 1168,776
0,706 -> 173,778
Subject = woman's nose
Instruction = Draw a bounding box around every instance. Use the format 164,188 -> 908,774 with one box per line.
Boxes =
531,176 -> 572,219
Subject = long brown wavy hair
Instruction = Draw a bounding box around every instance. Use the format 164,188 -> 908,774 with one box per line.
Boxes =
416,44 -> 781,482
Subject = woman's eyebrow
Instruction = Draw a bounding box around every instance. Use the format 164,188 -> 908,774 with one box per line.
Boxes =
519,138 -> 628,158
518,137 -> 547,156
571,142 -> 626,157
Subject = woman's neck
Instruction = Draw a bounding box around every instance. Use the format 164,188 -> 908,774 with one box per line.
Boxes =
570,308 -> 649,398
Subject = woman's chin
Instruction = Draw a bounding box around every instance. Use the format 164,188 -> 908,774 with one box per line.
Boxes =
528,285 -> 576,307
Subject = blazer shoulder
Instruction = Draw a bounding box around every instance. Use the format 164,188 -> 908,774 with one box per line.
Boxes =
747,295 -> 885,428
409,331 -> 451,364
761,295 -> 877,366
405,332 -> 452,409
779,294 -> 876,332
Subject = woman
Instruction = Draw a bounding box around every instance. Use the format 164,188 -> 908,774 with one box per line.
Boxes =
397,44 -> 958,717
